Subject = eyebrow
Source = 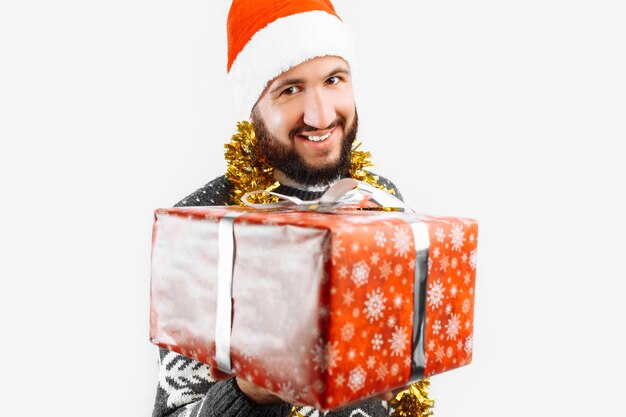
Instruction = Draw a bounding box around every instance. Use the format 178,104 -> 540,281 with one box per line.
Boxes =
269,66 -> 351,94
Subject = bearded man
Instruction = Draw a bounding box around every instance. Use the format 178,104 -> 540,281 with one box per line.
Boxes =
152,1 -> 404,416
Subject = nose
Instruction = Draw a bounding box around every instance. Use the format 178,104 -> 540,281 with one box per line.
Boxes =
302,87 -> 336,130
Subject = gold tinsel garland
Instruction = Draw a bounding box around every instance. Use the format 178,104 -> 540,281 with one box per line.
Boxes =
224,120 -> 434,417
389,379 -> 435,417
224,120 -> 280,205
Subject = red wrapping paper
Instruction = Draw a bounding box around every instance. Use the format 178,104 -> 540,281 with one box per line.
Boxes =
150,206 -> 478,410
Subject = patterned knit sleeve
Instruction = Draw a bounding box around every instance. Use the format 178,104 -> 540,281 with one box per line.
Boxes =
151,348 -> 293,417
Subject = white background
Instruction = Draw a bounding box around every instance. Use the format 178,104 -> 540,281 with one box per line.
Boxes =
1,1 -> 625,416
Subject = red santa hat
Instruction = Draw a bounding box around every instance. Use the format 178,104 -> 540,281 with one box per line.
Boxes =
227,0 -> 356,118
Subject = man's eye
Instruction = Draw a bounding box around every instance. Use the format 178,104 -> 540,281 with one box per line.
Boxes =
327,76 -> 340,85
282,86 -> 299,96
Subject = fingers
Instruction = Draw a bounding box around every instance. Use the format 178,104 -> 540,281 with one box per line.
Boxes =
236,378 -> 284,404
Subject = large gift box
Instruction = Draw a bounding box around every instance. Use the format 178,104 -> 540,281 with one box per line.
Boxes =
150,205 -> 478,410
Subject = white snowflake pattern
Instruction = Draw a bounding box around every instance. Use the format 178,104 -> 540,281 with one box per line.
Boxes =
371,333 -> 383,350
390,363 -> 400,376
427,279 -> 445,309
450,285 -> 458,297
394,263 -> 403,277
277,381 -> 295,400
366,356 -> 376,369
332,238 -> 345,263
435,346 -> 444,361
432,246 -> 440,259
347,366 -> 367,392
432,320 -> 441,334
387,315 -> 397,328
375,231 -> 387,247
370,252 -> 380,265
376,362 -> 388,381
445,314 -> 461,340
464,272 -> 471,285
351,260 -> 370,287
392,226 -> 412,258
446,346 -> 453,358
451,257 -> 458,269
469,249 -> 478,270
363,288 -> 387,322
335,374 -> 345,386
393,294 -> 403,308
464,335 -> 473,354
311,340 -> 341,375
462,298 -> 471,314
341,322 -> 355,341
449,224 -> 465,252
427,340 -> 435,351
440,254 -> 449,271
388,327 -> 409,357
342,289 -> 355,306
338,265 -> 349,279
435,227 -> 445,242
379,261 -> 392,280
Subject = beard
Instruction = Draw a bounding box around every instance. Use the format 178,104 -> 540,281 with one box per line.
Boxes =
252,109 -> 358,187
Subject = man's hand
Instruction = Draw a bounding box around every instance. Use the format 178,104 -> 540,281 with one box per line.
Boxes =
235,378 -> 285,404
209,366 -> 404,405
208,366 -> 295,405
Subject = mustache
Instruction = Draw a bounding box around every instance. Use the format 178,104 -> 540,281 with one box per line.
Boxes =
288,117 -> 346,140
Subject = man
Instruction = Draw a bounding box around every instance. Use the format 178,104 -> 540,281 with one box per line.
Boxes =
153,1 -> 403,416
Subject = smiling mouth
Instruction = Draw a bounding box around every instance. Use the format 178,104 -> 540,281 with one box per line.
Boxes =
304,132 -> 331,142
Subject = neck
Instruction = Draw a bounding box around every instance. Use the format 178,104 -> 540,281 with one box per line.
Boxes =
273,170 -> 340,192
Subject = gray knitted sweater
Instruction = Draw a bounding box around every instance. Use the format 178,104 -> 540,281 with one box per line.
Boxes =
152,175 -> 402,417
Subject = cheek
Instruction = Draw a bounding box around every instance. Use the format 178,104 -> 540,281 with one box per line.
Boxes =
266,106 -> 301,135
337,99 -> 356,123
332,90 -> 356,119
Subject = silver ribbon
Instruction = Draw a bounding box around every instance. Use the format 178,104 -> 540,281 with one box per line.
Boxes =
241,178 -> 414,212
408,221 -> 431,382
215,211 -> 246,374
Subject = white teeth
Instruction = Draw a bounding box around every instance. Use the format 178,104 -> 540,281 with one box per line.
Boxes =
305,132 -> 331,142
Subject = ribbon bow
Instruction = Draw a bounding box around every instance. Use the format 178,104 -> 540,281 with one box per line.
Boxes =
241,178 -> 413,212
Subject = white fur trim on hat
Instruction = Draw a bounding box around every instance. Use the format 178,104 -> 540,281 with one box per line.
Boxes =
228,10 -> 356,119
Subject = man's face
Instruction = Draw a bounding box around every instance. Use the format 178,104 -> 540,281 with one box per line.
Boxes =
252,56 -> 357,186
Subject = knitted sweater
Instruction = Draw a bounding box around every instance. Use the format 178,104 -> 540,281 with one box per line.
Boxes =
152,174 -> 403,417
